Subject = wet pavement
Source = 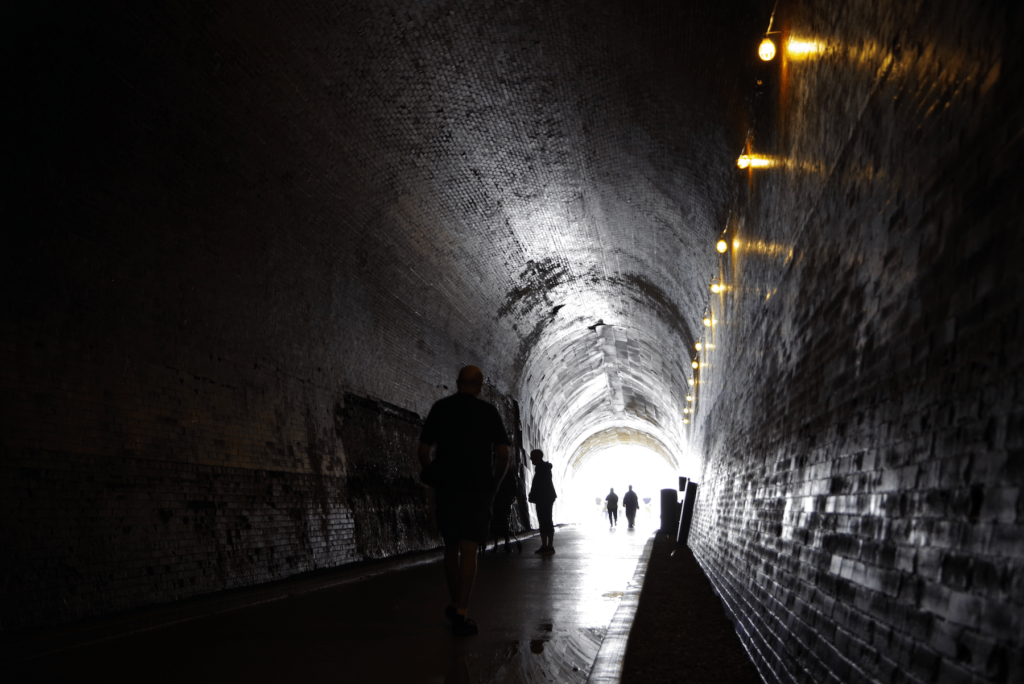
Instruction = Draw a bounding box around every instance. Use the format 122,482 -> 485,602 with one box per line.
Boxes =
10,523 -> 654,683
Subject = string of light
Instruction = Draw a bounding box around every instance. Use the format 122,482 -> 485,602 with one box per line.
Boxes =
694,3 -> 794,414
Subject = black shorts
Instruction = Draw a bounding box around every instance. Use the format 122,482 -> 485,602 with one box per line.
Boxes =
436,491 -> 493,546
535,501 -> 554,536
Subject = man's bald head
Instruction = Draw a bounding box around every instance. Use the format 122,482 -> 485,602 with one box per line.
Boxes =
456,366 -> 484,396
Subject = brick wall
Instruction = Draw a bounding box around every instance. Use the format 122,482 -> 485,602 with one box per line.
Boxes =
689,1 -> 1024,683
13,3 -> 1021,675
0,323 -> 525,632
4,0 -> 758,633
2,1 -> 533,633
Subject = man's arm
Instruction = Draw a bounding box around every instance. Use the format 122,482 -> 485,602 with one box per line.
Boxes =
418,442 -> 433,470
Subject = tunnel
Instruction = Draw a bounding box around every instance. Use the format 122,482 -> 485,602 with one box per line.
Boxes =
3,0 -> 1023,682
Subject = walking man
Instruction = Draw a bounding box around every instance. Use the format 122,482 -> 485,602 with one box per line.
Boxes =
528,449 -> 557,554
606,488 -> 619,528
623,485 -> 639,529
418,366 -> 510,636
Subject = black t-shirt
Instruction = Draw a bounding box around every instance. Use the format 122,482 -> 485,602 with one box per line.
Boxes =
606,492 -> 619,510
420,393 -> 510,493
623,490 -> 639,510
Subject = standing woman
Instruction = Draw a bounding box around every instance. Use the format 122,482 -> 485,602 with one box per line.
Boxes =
528,450 -> 557,554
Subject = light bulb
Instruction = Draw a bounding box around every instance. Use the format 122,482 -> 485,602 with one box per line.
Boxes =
759,37 -> 776,61
711,284 -> 722,293
684,418 -> 690,424
692,361 -> 699,369
683,407 -> 690,414
695,342 -> 702,350
688,378 -> 694,386
703,317 -> 712,327
716,240 -> 728,253
686,395 -> 693,401
787,39 -> 823,59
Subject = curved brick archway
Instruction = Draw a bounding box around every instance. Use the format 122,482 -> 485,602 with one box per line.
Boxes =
564,428 -> 679,478
5,1 -> 1023,682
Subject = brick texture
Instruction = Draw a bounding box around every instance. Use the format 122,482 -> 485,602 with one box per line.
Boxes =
6,3 -> 1021,681
5,0 -> 751,633
690,1 -> 1024,683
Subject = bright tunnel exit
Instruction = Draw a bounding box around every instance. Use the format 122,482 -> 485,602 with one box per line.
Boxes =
560,444 -> 684,530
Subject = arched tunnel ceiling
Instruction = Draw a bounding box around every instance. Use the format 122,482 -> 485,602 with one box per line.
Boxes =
36,0 -> 767,471
566,427 -> 679,480
290,0 -> 768,466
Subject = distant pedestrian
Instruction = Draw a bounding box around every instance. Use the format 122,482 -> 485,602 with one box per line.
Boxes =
418,366 -> 510,637
606,488 -> 619,528
623,485 -> 639,529
528,449 -> 557,554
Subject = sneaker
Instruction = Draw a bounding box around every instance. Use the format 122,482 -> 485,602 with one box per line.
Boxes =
534,546 -> 548,554
540,547 -> 555,555
452,615 -> 479,637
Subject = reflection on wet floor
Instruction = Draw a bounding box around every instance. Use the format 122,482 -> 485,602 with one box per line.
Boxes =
11,524 -> 653,683
458,625 -> 603,684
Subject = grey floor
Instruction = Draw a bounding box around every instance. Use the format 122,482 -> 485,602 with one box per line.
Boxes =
11,521 -> 654,683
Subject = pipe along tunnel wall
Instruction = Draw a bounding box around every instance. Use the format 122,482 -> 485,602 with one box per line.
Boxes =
3,1 -> 1023,683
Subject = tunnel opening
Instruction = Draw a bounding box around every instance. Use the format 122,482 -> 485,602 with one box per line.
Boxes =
560,443 -> 680,530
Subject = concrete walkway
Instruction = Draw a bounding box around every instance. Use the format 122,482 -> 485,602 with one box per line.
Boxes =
10,523 -> 655,683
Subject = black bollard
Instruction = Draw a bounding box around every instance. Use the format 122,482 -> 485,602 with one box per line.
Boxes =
660,488 -> 679,536
676,481 -> 699,544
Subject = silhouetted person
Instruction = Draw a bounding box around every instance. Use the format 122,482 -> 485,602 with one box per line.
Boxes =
623,485 -> 639,529
606,488 -> 619,528
528,449 -> 557,554
419,366 -> 510,636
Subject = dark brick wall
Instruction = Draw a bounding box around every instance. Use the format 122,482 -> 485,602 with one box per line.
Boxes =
4,0 -> 750,634
1,452 -> 356,631
690,1 -> 1024,683
0,327 -> 525,632
4,0 -> 550,634
13,2 -> 1021,678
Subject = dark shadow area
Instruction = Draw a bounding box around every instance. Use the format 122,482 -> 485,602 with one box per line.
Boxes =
4,526 -> 646,683
621,534 -> 760,684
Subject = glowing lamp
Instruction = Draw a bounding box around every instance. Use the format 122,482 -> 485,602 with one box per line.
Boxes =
737,155 -> 775,169
711,284 -> 722,293
692,361 -> 699,369
787,40 -> 823,59
683,407 -> 690,414
686,395 -> 693,402
716,240 -> 728,253
684,418 -> 690,424
703,317 -> 712,327
695,342 -> 702,350
688,378 -> 695,386
759,37 -> 776,61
